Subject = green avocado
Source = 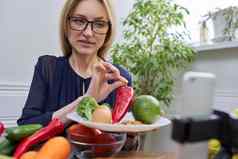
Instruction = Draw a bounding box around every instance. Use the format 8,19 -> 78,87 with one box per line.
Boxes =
132,95 -> 161,124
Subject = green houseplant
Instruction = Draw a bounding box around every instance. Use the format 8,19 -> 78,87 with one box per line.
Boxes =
202,6 -> 238,42
111,0 -> 195,108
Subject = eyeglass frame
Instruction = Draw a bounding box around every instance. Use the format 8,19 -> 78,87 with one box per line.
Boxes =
68,16 -> 111,35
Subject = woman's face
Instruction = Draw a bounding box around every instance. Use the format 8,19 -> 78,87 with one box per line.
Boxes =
67,0 -> 109,56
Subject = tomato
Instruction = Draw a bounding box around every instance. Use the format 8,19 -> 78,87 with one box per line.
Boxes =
94,133 -> 116,155
67,124 -> 100,143
67,124 -> 119,156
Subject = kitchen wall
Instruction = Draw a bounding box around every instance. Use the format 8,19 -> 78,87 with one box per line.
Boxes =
0,0 -> 134,126
175,43 -> 238,113
0,1 -> 59,126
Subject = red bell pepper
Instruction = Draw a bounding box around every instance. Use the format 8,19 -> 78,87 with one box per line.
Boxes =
112,86 -> 134,123
13,118 -> 64,159
0,121 -> 5,136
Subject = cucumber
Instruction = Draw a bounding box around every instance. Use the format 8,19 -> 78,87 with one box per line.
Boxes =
0,137 -> 15,156
0,155 -> 13,159
6,124 -> 42,141
0,154 -> 13,159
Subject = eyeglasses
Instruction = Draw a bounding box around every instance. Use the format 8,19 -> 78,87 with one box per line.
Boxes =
68,16 -> 110,34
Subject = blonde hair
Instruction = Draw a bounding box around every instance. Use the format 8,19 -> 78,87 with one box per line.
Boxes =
59,0 -> 116,59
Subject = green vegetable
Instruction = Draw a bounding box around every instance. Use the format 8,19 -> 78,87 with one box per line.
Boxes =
101,103 -> 111,108
0,155 -> 13,159
233,154 -> 238,159
76,96 -> 98,120
208,139 -> 221,159
233,108 -> 238,118
132,95 -> 161,124
6,124 -> 42,141
0,137 -> 15,156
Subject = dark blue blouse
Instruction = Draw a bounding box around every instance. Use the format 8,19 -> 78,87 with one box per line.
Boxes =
17,55 -> 132,126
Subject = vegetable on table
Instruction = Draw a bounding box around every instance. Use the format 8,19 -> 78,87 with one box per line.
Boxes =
92,105 -> 112,123
13,118 -> 65,159
76,96 -> 98,120
20,151 -> 37,159
233,154 -> 238,159
208,139 -> 221,159
94,133 -> 116,155
67,124 -> 115,155
233,108 -> 238,118
35,136 -> 71,159
6,124 -> 42,141
67,124 -> 101,143
0,154 -> 13,159
0,137 -> 15,156
0,121 -> 5,136
132,95 -> 161,124
112,86 -> 134,123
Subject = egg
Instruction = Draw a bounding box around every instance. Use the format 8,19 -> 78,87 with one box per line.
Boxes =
91,105 -> 112,124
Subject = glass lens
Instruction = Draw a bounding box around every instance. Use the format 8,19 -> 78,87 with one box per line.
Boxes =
69,17 -> 109,34
93,21 -> 109,34
70,17 -> 87,31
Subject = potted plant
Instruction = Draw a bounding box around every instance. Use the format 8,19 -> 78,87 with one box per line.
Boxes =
110,0 -> 195,109
202,6 -> 238,42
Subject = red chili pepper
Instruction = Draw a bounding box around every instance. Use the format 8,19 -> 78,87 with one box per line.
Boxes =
0,121 -> 5,136
13,118 -> 64,159
112,86 -> 134,123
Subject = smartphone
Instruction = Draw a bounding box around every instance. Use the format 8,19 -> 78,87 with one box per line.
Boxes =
175,71 -> 216,159
177,71 -> 216,117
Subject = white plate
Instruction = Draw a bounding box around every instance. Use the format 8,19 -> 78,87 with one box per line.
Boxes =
67,112 -> 171,133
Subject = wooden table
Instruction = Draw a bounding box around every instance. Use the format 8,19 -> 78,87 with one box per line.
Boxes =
96,151 -> 175,159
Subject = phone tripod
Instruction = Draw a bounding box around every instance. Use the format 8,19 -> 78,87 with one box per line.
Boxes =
172,110 -> 238,159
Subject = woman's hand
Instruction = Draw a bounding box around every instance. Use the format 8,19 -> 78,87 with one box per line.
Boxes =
86,62 -> 128,102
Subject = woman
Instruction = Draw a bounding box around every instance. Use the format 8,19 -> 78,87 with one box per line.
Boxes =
17,0 -> 132,126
